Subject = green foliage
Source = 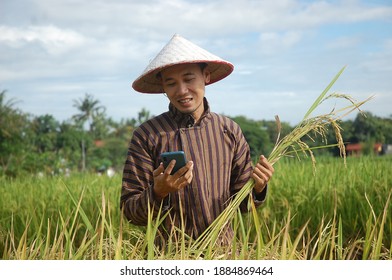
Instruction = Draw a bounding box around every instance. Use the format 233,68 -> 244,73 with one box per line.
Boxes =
0,91 -> 144,176
352,112 -> 392,143
231,116 -> 272,159
72,93 -> 105,132
31,115 -> 60,153
0,90 -> 34,176
57,122 -> 90,170
1,89 -> 392,177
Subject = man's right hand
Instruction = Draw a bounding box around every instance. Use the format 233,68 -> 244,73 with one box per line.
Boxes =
152,160 -> 194,199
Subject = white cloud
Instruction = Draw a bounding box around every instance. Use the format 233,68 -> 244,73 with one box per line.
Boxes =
326,36 -> 362,50
258,31 -> 302,54
0,25 -> 87,55
18,0 -> 391,39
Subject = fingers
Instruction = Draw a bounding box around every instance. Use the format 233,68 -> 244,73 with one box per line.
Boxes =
257,167 -> 273,181
257,155 -> 274,174
153,162 -> 165,177
154,160 -> 193,195
252,155 -> 274,193
163,159 -> 177,175
179,161 -> 194,185
172,161 -> 193,189
174,161 -> 193,178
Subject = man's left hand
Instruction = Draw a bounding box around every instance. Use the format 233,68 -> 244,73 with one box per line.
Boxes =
251,155 -> 274,194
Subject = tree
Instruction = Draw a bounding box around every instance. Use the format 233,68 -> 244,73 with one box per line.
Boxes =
72,93 -> 105,135
231,116 -> 272,160
57,121 -> 90,171
260,119 -> 293,147
31,114 -> 60,153
136,108 -> 152,126
0,90 -> 33,176
72,93 -> 109,170
352,112 -> 390,143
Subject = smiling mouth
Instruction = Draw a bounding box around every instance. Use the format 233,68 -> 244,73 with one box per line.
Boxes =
178,98 -> 193,104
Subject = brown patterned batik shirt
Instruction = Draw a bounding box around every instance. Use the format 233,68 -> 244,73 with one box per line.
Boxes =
121,98 -> 267,242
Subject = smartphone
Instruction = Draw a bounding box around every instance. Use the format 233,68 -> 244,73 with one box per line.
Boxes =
161,151 -> 187,175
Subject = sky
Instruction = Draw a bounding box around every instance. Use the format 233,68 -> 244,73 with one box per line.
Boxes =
1,0 -> 391,126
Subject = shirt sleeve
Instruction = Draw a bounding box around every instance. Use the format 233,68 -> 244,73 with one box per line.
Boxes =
229,121 -> 268,212
253,185 -> 268,203
120,126 -> 166,226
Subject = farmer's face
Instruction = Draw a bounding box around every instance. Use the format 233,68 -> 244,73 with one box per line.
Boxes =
161,63 -> 210,122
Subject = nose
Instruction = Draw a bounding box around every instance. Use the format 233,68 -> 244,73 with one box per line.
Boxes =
178,82 -> 189,94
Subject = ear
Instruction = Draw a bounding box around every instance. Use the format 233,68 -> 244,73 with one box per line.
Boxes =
203,70 -> 211,84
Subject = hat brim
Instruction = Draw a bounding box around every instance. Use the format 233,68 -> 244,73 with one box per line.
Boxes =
132,60 -> 234,94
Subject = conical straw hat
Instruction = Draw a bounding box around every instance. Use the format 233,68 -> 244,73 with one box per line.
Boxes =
132,34 -> 234,93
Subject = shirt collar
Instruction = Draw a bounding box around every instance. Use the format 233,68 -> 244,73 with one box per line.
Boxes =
169,97 -> 211,128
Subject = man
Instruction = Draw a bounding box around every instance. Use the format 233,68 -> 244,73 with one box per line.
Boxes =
121,34 -> 274,244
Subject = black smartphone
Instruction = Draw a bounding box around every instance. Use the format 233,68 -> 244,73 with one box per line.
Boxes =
161,151 -> 187,175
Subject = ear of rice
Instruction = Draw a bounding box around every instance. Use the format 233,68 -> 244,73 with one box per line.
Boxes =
191,66 -> 373,257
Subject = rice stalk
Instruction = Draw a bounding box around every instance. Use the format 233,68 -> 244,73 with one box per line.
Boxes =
281,210 -> 291,260
374,190 -> 391,259
191,66 -> 373,257
310,217 -> 332,259
63,180 -> 94,234
236,208 -> 251,259
114,204 -> 124,260
98,190 -> 105,260
73,231 -> 98,259
42,218 -> 51,258
302,66 -> 346,121
250,197 -> 263,259
145,199 -> 170,259
287,219 -> 310,260
328,194 -> 339,260
337,215 -> 343,259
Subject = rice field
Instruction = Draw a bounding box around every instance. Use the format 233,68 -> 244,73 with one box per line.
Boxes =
0,156 -> 391,260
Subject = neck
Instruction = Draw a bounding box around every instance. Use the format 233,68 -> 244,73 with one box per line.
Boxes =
191,101 -> 205,124
169,97 -> 210,127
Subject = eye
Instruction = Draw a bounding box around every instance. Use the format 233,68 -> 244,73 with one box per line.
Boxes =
165,82 -> 176,87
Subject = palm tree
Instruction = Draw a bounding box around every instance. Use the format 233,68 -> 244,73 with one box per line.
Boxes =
72,93 -> 105,133
72,93 -> 106,171
0,90 -> 31,175
137,107 -> 152,126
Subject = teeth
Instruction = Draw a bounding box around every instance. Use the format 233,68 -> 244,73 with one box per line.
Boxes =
179,98 -> 191,103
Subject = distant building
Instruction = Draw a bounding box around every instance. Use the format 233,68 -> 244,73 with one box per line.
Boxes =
94,140 -> 105,147
382,144 -> 392,155
346,143 -> 383,156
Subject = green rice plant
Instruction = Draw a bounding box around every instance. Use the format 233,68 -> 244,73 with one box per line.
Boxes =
0,156 -> 390,260
362,190 -> 391,260
191,66 -> 373,258
250,197 -> 263,258
144,200 -> 170,259
1,148 -> 390,260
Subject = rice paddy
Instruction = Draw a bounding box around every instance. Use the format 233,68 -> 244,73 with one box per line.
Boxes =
0,155 -> 390,260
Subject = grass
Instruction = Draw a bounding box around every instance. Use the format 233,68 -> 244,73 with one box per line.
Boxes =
0,156 -> 391,260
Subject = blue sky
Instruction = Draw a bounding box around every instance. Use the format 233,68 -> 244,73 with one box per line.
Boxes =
1,0 -> 391,125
